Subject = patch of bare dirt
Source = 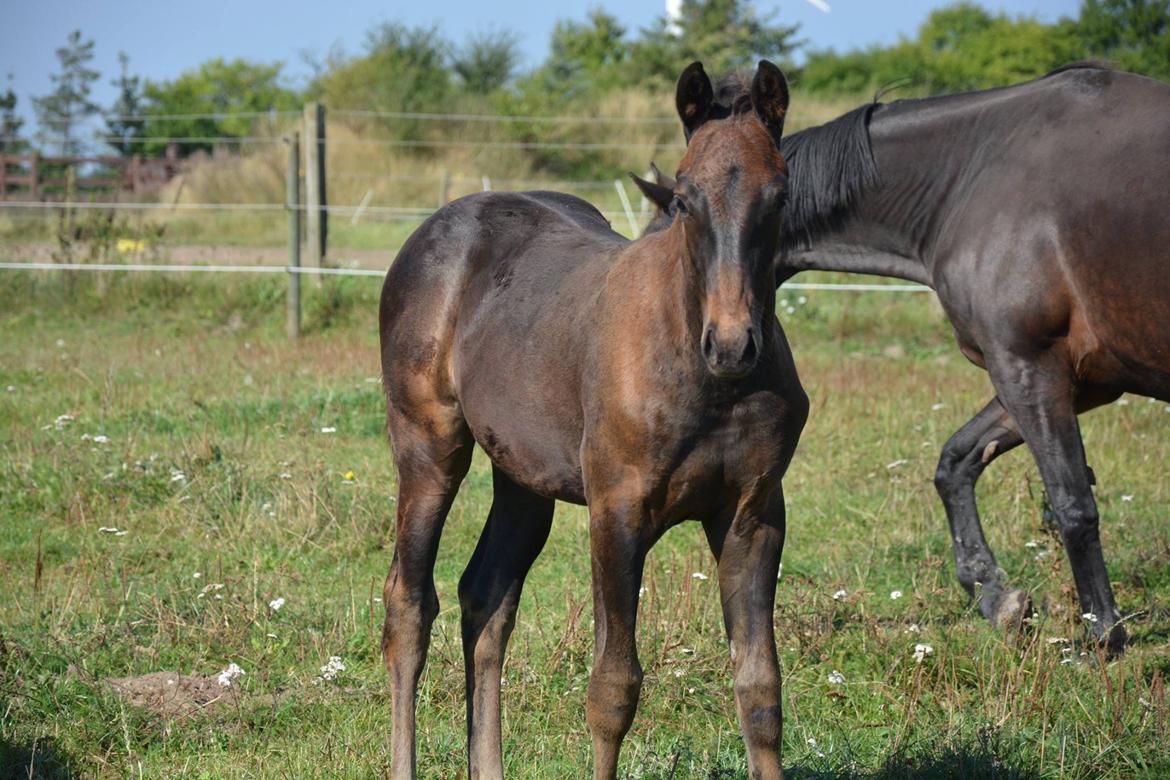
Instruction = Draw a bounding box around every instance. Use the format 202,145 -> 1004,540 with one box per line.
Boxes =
103,671 -> 242,719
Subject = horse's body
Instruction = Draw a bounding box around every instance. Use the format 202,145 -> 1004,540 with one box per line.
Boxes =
763,64 -> 1169,649
380,63 -> 805,779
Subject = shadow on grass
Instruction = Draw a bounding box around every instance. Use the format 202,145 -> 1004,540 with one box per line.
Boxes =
0,737 -> 79,779
786,750 -> 1041,780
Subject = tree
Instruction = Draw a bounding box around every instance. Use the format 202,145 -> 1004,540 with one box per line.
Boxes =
141,58 -> 299,155
631,0 -> 802,85
1078,0 -> 1170,79
312,23 -> 449,112
453,30 -> 520,94
105,52 -> 144,156
800,2 -> 1083,95
0,73 -> 27,154
32,30 -> 101,155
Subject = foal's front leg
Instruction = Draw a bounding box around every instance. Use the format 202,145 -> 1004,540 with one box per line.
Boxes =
584,497 -> 652,780
703,488 -> 786,780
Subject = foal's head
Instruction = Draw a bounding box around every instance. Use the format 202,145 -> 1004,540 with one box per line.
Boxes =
640,61 -> 789,379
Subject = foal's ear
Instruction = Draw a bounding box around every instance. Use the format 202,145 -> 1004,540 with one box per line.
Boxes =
629,171 -> 673,212
676,61 -> 714,142
750,60 -> 789,146
649,161 -> 676,191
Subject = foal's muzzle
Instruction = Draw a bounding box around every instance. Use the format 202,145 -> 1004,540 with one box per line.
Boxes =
702,322 -> 760,378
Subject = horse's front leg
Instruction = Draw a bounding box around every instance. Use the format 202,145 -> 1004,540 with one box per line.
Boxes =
584,493 -> 653,780
703,487 -> 786,780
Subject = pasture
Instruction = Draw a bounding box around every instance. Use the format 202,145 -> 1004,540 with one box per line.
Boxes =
2,269 -> 1169,778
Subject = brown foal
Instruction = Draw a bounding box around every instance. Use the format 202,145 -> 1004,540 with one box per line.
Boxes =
378,61 -> 806,779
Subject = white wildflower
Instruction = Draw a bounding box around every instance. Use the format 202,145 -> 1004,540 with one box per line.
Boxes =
198,582 -> 225,598
786,306 -> 796,315
1024,540 -> 1040,548
912,643 -> 934,663
890,590 -> 903,600
279,472 -> 293,480
886,459 -> 908,469
798,296 -> 808,304
1121,495 -> 1134,502
931,403 -> 945,411
320,426 -> 336,434
1046,637 -> 1070,645
827,670 -> 845,685
55,338 -> 65,348
170,469 -> 186,483
217,662 -> 245,687
317,655 -> 346,682
268,597 -> 286,611
53,414 -> 74,429
691,572 -> 709,581
906,623 -> 920,634
192,571 -> 202,579
92,434 -> 109,444
5,386 -> 14,392
1082,612 -> 1098,623
832,589 -> 847,601
1116,398 -> 1129,406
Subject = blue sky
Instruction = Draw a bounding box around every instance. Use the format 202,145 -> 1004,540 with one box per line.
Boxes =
3,0 -> 1080,131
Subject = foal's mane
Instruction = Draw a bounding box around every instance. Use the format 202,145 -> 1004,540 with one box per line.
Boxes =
714,72 -> 880,252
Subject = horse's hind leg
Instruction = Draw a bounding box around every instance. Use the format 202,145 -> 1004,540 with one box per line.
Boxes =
702,488 -> 786,780
987,352 -> 1125,654
934,396 -> 1029,627
459,467 -> 554,779
383,409 -> 474,780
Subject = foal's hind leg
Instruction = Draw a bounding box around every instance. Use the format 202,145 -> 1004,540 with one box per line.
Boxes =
702,488 -> 786,780
459,467 -> 554,779
934,397 -> 1029,627
383,411 -> 474,779
987,352 -> 1125,653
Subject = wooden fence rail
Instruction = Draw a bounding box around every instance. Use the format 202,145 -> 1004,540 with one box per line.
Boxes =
0,147 -> 181,200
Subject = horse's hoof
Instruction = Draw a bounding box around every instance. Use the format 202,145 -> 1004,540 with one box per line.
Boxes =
1100,623 -> 1127,659
988,589 -> 1032,631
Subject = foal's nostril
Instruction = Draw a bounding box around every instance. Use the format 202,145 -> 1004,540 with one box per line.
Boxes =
702,326 -> 717,362
741,327 -> 758,365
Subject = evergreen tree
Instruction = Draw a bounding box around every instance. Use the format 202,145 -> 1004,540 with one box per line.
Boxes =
32,30 -> 101,155
0,73 -> 26,154
105,52 -> 144,156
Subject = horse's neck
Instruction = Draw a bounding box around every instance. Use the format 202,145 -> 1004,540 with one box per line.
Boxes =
780,97 -> 991,287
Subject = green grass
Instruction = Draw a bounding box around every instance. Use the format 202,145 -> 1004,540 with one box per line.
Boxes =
1,269 -> 1169,778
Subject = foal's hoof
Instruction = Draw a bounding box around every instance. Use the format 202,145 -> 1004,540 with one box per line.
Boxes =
985,589 -> 1033,631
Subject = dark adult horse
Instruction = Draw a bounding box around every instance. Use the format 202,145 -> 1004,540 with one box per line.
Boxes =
379,61 -> 806,779
638,63 -> 1169,652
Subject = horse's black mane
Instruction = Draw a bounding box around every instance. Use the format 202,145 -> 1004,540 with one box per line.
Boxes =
714,72 -> 880,251
776,104 -> 879,250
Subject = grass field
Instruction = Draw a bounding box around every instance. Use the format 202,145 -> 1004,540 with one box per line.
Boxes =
2,267 -> 1169,779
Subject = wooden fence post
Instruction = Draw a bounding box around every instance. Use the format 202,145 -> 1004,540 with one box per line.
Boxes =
29,153 -> 39,200
438,169 -> 450,208
302,103 -> 327,279
286,132 -> 301,340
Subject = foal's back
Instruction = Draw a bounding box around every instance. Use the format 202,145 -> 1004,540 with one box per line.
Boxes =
380,191 -> 625,499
